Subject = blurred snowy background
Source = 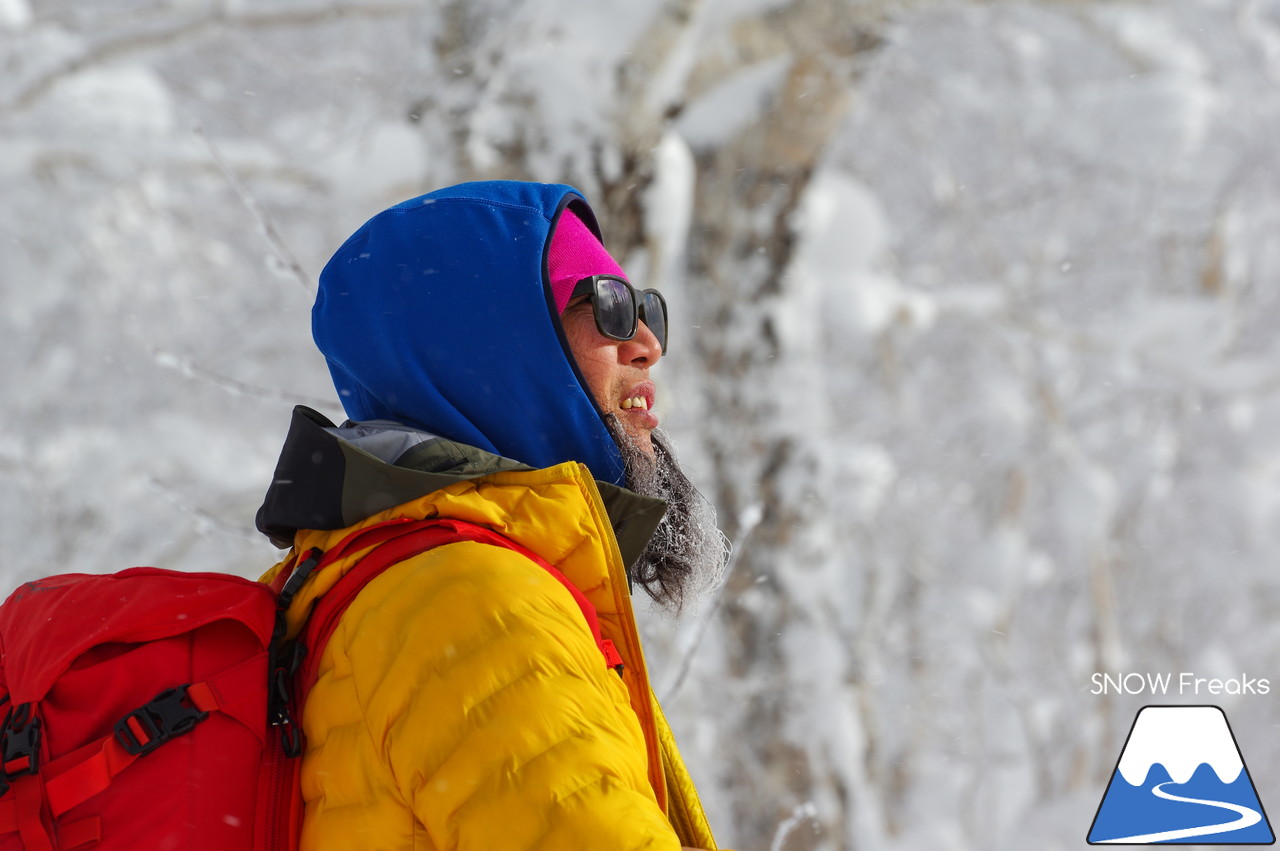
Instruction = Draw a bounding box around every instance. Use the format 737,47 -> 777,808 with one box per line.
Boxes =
5,1 -> 1280,848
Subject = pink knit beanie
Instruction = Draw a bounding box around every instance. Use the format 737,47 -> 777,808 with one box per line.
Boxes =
547,208 -> 626,313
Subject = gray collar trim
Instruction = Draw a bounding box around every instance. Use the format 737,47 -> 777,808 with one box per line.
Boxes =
324,419 -> 448,466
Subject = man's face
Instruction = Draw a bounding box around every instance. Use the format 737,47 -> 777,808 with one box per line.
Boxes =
561,295 -> 664,453
563,294 -> 729,610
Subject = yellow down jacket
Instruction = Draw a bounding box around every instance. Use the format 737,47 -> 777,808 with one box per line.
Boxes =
260,412 -> 719,851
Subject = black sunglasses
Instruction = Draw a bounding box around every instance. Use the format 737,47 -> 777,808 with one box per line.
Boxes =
571,275 -> 669,354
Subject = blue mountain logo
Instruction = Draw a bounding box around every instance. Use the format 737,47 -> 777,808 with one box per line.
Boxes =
1088,705 -> 1274,844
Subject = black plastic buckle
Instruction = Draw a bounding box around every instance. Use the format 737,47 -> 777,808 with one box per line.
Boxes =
114,686 -> 208,756
272,691 -> 302,759
268,642 -> 307,758
1,703 -> 40,778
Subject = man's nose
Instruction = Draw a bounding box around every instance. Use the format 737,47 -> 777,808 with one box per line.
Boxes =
620,320 -> 663,367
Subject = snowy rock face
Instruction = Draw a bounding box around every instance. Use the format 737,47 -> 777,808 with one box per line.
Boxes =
7,2 -> 1280,849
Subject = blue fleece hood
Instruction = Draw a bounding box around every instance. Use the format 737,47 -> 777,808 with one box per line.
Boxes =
312,180 -> 626,485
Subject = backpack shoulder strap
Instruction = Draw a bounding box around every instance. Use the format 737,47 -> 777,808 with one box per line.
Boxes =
293,518 -> 623,703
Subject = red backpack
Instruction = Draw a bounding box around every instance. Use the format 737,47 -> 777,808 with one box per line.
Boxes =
0,517 -> 621,850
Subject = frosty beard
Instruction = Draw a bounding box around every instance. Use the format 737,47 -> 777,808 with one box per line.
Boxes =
604,415 -> 730,612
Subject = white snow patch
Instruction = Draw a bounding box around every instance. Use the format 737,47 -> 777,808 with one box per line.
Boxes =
0,0 -> 31,30
641,3 -> 709,117
790,172 -> 937,336
643,129 -> 695,290
839,443 -> 897,518
319,121 -> 426,201
1098,6 -> 1209,78
49,64 -> 175,135
998,22 -> 1047,63
677,55 -> 791,149
1092,5 -> 1216,155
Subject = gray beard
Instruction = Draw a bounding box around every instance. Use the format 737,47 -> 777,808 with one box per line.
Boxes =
604,416 -> 730,612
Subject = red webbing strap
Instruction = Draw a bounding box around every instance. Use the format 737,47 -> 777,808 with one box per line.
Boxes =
0,798 -> 13,835
57,816 -> 101,850
13,774 -> 55,851
42,735 -> 136,822
0,788 -> 103,849
1,658 -> 258,829
295,521 -> 491,698
504,540 -> 624,670
441,521 -> 624,671
38,675 -> 230,820
296,519 -> 622,700
267,518 -> 425,596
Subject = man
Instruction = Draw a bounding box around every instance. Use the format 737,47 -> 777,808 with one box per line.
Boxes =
256,180 -> 729,850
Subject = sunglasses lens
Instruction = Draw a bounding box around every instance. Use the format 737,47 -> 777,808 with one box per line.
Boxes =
639,292 -> 668,353
581,276 -> 668,352
594,277 -> 637,340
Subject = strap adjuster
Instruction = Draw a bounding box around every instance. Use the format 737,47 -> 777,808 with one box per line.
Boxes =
269,646 -> 305,758
1,702 -> 41,777
114,686 -> 208,756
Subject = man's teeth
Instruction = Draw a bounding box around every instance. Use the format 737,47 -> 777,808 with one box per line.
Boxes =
620,397 -> 649,410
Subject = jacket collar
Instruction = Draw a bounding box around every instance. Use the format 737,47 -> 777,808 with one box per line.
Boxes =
256,406 -> 665,581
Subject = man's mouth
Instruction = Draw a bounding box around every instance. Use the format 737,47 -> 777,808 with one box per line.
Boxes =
618,383 -> 656,416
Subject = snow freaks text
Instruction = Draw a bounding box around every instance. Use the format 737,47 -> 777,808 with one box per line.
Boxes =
1091,673 -> 1270,697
